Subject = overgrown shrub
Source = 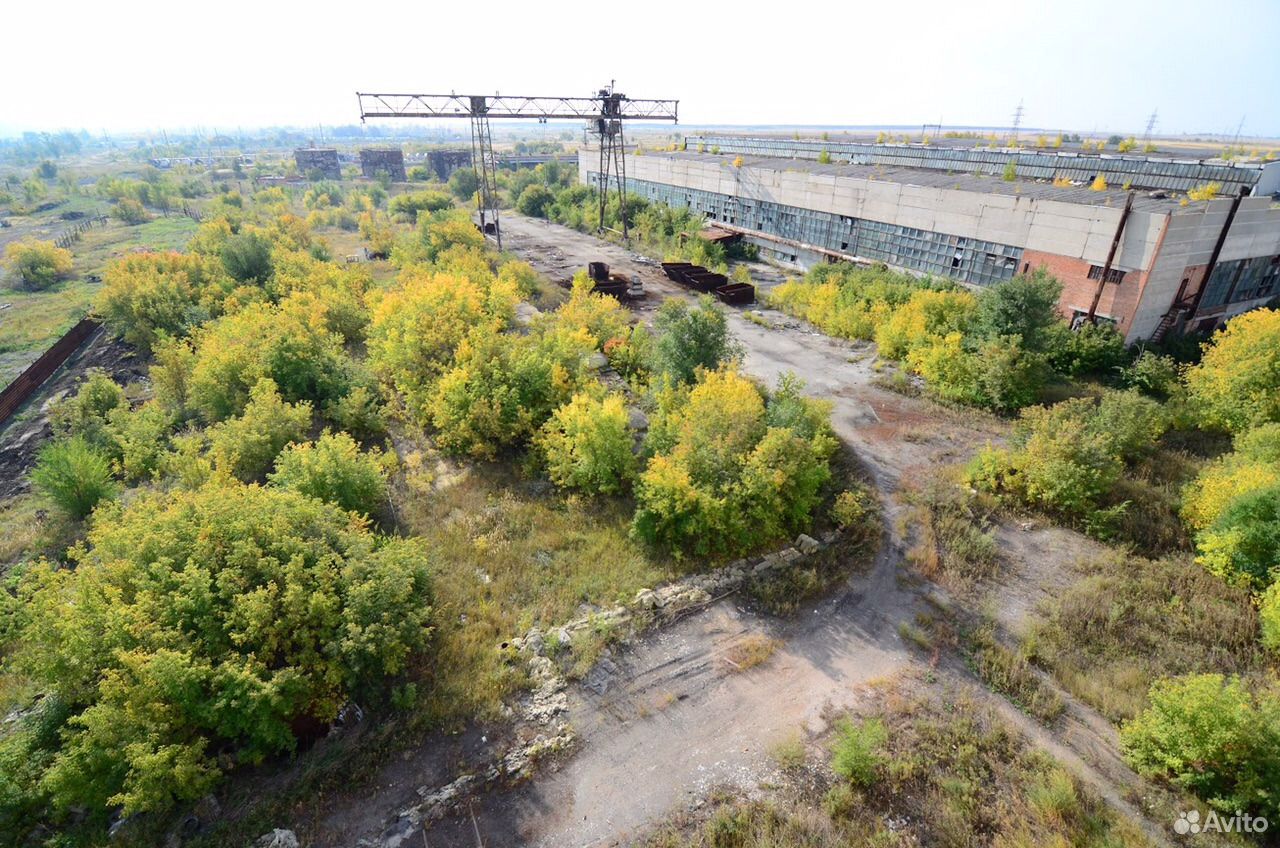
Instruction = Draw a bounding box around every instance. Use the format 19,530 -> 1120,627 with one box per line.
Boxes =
1184,308 -> 1280,433
1122,350 -> 1181,398
219,231 -> 274,283
31,438 -> 116,519
966,391 -> 1167,526
367,269 -> 515,418
1195,483 -> 1280,591
187,300 -> 351,421
207,378 -> 312,480
96,252 -> 227,351
632,370 -> 834,556
388,190 -> 452,221
1045,321 -> 1128,377
536,392 -> 636,495
270,431 -> 387,515
429,325 -> 594,459
1121,674 -> 1280,823
12,484 -> 433,816
650,295 -> 740,384
3,240 -> 73,290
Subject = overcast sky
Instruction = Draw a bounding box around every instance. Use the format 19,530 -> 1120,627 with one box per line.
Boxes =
4,0 -> 1278,138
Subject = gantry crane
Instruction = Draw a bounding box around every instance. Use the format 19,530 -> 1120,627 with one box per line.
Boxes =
357,85 -> 679,248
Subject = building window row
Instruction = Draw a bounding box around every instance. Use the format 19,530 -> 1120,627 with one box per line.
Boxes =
592,172 -> 1022,286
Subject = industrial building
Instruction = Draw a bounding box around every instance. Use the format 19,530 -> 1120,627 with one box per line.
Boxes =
581,145 -> 1280,342
359,147 -> 406,181
294,147 -> 341,180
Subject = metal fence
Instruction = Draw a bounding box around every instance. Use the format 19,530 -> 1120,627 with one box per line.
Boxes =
0,318 -> 101,427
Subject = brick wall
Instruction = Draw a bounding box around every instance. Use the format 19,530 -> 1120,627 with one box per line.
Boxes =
1019,249 -> 1152,336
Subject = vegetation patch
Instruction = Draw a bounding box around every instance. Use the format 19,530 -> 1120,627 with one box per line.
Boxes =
1027,550 -> 1260,723
637,686 -> 1149,847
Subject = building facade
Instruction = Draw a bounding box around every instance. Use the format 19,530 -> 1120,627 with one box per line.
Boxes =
294,148 -> 341,180
580,150 -> 1280,342
359,148 -> 407,181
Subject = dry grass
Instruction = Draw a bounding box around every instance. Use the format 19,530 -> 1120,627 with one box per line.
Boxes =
906,479 -> 1001,590
1027,550 -> 1260,722
723,633 -> 782,672
395,463 -> 677,723
638,686 -> 1152,847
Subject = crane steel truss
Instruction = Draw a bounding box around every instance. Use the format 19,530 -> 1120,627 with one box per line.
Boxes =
357,89 -> 679,248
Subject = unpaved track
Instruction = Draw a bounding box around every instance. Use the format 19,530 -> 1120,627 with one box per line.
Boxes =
378,216 -> 1171,846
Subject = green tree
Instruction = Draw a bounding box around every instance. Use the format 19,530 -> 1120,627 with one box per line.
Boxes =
650,296 -> 740,384
1185,309 -> 1280,433
448,168 -> 479,200
219,231 -> 274,283
537,392 -> 636,495
4,240 -> 73,290
969,269 -> 1063,352
31,438 -> 117,519
16,484 -> 432,816
1121,674 -> 1280,822
270,431 -> 387,515
515,184 -> 555,218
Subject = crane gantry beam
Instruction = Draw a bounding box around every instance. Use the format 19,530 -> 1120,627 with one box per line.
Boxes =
356,87 -> 679,248
357,93 -> 679,122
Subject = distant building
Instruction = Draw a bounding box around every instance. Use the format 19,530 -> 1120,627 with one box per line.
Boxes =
583,147 -> 1280,342
294,148 -> 341,180
359,148 -> 406,181
425,150 -> 472,181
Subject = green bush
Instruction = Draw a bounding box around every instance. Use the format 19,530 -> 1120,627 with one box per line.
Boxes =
31,438 -> 117,519
429,325 -> 593,459
388,190 -> 452,221
322,384 -> 387,441
3,240 -> 73,290
106,401 -> 175,483
49,370 -> 126,448
1184,308 -> 1280,433
632,370 -> 834,557
207,378 -> 312,480
536,392 -> 636,495
219,231 -> 273,283
1046,321 -> 1128,377
1261,582 -> 1280,655
974,334 -> 1048,413
650,296 -> 740,384
188,300 -> 351,421
14,484 -> 432,816
96,252 -> 224,352
1122,350 -> 1181,398
830,717 -> 887,787
270,431 -> 387,515
1195,484 -> 1280,591
515,184 -> 555,218
969,392 -> 1168,523
1121,674 -> 1280,822
969,269 -> 1062,352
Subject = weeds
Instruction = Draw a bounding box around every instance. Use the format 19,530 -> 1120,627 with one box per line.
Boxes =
906,480 -> 1000,589
724,633 -> 782,672
965,623 -> 1065,724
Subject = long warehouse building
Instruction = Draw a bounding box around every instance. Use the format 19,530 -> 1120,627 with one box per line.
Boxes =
581,148 -> 1280,342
